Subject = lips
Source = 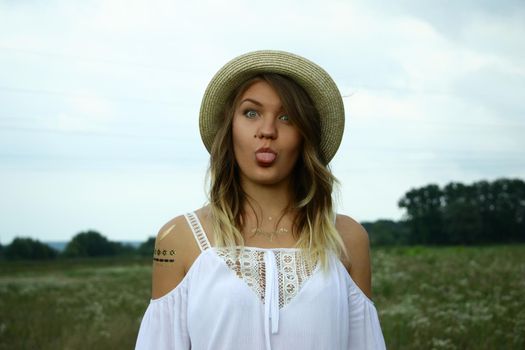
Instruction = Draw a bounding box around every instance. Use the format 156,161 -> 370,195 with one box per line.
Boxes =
255,147 -> 277,166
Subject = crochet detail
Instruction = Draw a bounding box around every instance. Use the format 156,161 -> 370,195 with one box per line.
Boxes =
215,248 -> 318,308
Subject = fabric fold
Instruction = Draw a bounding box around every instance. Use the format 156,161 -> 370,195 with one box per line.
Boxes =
135,281 -> 191,350
347,282 -> 387,350
264,250 -> 280,350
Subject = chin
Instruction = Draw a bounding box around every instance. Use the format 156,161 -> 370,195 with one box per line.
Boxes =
242,171 -> 289,187
256,178 -> 284,186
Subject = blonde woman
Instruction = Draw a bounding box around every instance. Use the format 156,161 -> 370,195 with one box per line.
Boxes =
135,50 -> 386,350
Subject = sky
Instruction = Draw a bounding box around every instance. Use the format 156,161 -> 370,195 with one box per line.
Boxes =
0,0 -> 524,244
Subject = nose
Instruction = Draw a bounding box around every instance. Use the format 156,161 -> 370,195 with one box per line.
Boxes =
256,116 -> 277,139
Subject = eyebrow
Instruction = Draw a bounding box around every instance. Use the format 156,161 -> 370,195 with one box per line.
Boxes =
239,98 -> 263,107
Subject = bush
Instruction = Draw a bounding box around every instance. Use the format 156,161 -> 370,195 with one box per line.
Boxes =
4,237 -> 58,260
63,230 -> 117,258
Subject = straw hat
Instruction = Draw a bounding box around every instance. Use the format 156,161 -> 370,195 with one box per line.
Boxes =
199,50 -> 345,163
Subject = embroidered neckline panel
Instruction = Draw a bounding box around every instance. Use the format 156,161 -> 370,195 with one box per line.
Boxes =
214,247 -> 318,308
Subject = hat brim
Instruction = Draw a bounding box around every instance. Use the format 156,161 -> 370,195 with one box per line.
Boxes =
199,50 -> 345,163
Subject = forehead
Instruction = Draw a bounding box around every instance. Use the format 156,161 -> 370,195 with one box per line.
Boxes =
238,80 -> 281,105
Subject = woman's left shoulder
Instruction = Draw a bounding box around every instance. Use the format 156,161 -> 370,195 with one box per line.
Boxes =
334,214 -> 370,248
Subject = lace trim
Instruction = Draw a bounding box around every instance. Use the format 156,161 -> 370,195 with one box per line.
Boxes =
184,212 -> 211,251
214,247 -> 318,308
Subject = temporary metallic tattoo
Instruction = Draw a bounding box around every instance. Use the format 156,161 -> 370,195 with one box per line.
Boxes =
153,257 -> 176,263
153,247 -> 177,263
158,224 -> 176,241
250,227 -> 289,242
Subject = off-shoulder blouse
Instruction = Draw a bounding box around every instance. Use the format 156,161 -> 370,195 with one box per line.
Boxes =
135,212 -> 386,349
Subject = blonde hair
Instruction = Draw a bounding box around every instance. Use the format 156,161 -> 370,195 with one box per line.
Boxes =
207,73 -> 348,271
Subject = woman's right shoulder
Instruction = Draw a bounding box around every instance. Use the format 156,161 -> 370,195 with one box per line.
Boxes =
156,214 -> 192,245
154,209 -> 210,265
156,206 -> 211,252
150,210 -> 205,299
156,215 -> 193,248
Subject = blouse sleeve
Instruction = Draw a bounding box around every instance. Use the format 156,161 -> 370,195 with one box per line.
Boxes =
347,283 -> 387,349
135,281 -> 190,350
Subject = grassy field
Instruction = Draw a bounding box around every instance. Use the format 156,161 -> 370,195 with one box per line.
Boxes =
373,245 -> 525,349
0,245 -> 524,349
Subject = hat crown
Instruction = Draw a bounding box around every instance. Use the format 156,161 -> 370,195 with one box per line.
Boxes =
199,50 -> 345,163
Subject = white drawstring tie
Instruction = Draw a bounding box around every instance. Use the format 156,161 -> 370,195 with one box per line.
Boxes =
264,250 -> 280,350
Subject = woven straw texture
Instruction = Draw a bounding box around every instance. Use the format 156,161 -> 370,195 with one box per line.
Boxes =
199,50 -> 345,163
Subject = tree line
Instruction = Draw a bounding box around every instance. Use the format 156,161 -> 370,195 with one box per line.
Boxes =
1,177 -> 523,261
364,177 -> 524,246
0,231 -> 155,261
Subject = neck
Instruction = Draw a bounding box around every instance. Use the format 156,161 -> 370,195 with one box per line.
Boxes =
240,178 -> 294,221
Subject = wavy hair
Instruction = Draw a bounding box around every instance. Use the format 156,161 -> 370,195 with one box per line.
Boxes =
207,73 -> 348,271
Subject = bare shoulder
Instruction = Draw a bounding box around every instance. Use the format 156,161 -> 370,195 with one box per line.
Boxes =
335,214 -> 370,253
335,214 -> 372,299
150,213 -> 201,299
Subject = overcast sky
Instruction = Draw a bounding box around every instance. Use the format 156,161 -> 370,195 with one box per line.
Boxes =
1,0 -> 524,244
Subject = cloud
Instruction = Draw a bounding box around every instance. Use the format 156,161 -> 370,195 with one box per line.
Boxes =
1,0 -> 524,242
454,63 -> 525,121
359,0 -> 525,41
54,94 -> 114,131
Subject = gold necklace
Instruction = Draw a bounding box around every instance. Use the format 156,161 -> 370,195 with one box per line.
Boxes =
249,227 -> 289,242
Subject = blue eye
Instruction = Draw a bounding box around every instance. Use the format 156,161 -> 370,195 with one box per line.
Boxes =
279,115 -> 290,122
244,110 -> 258,118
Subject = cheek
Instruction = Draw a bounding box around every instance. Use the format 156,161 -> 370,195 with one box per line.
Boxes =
232,117 -> 252,160
278,131 -> 303,173
287,130 -> 303,158
232,117 -> 243,147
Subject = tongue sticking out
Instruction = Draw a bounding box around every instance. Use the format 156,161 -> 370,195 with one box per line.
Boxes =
255,152 -> 276,163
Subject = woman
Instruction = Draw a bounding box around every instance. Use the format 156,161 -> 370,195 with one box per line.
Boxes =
135,50 -> 386,349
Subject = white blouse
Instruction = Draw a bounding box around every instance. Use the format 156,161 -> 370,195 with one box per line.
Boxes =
135,212 -> 386,350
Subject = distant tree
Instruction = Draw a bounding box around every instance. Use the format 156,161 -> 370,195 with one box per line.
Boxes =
137,237 -> 155,256
471,180 -> 495,243
63,230 -> 117,257
0,242 -> 4,260
4,237 -> 58,260
442,182 -> 483,244
398,184 -> 444,244
442,200 -> 483,244
491,178 -> 525,242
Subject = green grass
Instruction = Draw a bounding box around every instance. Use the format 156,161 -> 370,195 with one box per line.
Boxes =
0,257 -> 151,350
0,246 -> 524,349
373,245 -> 525,349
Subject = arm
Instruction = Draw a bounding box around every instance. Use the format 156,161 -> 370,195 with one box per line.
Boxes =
135,215 -> 198,350
336,215 -> 387,349
151,215 -> 199,299
335,214 -> 372,299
